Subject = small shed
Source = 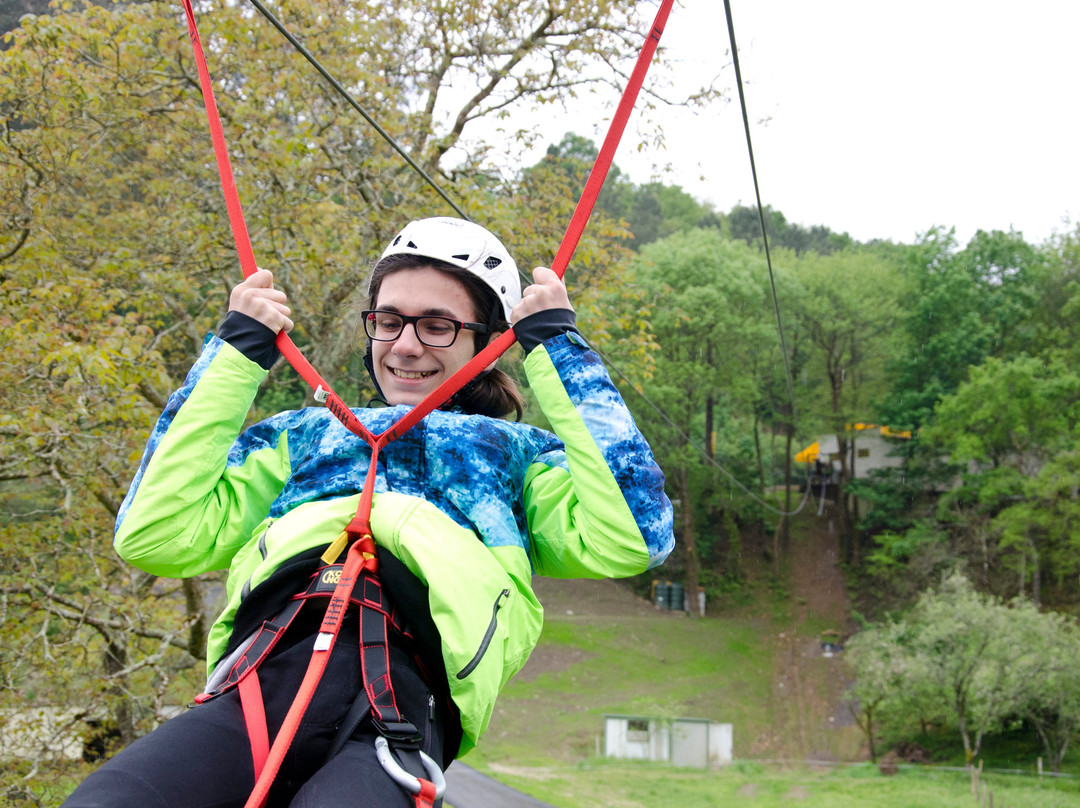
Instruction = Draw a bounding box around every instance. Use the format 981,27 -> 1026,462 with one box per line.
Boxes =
603,714 -> 732,768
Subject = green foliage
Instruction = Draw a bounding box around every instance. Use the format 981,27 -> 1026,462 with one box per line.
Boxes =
727,204 -> 853,256
846,574 -> 1080,771
789,248 -> 905,435
1030,222 -> 1080,365
908,356 -> 1080,600
619,228 -> 777,504
924,356 -> 1080,473
880,228 -> 1043,433
534,133 -> 722,252
994,441 -> 1080,595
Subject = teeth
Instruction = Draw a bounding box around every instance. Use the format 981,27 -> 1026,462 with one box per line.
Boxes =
392,369 -> 435,379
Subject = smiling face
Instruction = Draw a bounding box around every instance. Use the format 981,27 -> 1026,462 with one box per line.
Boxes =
370,266 -> 483,406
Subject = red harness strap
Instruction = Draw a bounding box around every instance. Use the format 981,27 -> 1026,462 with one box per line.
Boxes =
195,561 -> 416,786
238,673 -> 269,777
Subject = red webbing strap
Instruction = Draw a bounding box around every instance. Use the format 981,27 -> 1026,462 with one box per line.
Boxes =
243,535 -> 378,808
179,0 -> 256,279
238,671 -> 269,778
181,0 -> 674,454
549,0 -> 673,280
415,780 -> 437,808
377,0 -> 675,442
179,0 -> 377,448
343,444 -> 383,540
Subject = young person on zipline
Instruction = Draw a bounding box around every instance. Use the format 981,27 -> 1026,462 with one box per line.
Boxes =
64,217 -> 673,808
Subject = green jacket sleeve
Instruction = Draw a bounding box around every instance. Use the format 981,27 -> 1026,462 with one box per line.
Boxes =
114,338 -> 290,577
521,333 -> 674,579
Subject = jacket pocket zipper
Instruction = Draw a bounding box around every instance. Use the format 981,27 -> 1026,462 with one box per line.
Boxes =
240,520 -> 273,601
456,588 -> 510,680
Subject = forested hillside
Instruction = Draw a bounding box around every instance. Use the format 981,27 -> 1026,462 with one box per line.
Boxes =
2,0 -> 1078,800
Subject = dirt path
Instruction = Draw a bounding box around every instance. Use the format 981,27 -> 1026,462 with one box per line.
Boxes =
766,509 -> 861,761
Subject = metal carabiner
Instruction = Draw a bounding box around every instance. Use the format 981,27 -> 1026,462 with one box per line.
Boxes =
374,736 -> 447,799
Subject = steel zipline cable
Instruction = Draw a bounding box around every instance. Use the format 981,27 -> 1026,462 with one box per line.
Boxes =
246,0 -> 470,223
721,0 -> 798,429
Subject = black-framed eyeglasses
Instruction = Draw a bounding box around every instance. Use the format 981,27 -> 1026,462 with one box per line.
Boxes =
361,310 -> 488,348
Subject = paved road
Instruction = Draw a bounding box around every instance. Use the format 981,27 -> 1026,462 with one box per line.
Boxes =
443,763 -> 557,808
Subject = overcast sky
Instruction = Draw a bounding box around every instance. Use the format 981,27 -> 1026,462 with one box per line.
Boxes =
501,0 -> 1079,247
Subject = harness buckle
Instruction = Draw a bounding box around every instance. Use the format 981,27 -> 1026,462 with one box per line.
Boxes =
374,736 -> 446,799
371,717 -> 423,747
314,384 -> 329,403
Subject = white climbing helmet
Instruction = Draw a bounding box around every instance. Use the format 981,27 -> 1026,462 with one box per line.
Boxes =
377,217 -> 521,321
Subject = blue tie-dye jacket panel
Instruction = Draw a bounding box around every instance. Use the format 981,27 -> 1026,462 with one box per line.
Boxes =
117,332 -> 673,572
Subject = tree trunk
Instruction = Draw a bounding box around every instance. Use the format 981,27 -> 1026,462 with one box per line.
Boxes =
705,343 -> 714,460
753,415 -> 766,491
103,638 -> 137,747
866,704 -> 877,763
849,438 -> 861,567
957,692 -> 973,763
183,579 -> 207,660
835,433 -> 854,564
781,416 -> 793,545
677,467 -> 700,619
1031,544 -> 1041,606
1019,549 -> 1026,598
705,396 -> 714,460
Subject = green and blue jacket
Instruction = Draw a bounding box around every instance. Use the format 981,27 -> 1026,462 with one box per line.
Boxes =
115,330 -> 673,755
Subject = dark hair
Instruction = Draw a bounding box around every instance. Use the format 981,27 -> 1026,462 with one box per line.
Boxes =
365,254 -> 525,420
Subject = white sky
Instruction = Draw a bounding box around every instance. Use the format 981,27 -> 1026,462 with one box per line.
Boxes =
488,0 -> 1080,247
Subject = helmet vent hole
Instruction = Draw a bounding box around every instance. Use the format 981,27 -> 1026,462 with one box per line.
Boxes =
392,236 -> 402,246
483,257 -> 502,269
407,240 -> 418,249
452,253 -> 470,261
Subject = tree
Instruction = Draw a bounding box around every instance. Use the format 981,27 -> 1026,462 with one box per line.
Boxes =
533,134 -> 719,252
880,228 -> 1041,433
922,356 -> 1080,598
789,248 -> 904,562
726,204 -> 852,256
844,620 -> 911,762
610,229 -> 776,605
1007,608 -> 1080,772
848,574 -> 1080,769
993,439 -> 1080,604
1029,221 -> 1080,366
898,575 -> 1038,763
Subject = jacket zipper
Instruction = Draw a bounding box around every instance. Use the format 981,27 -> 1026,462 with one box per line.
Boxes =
456,588 -> 510,680
240,520 -> 273,600
423,694 -> 435,756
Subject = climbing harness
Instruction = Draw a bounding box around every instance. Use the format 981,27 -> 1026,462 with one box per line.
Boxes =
178,0 -> 675,803
194,562 -> 445,804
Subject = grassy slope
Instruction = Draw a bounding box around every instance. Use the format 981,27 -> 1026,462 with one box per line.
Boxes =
476,608 -> 774,765
457,513 -> 1080,807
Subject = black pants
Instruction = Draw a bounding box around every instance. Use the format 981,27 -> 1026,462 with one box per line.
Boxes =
62,612 -> 448,808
